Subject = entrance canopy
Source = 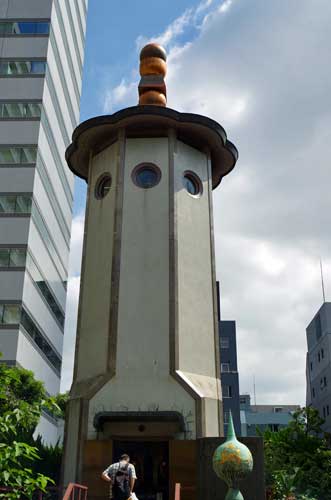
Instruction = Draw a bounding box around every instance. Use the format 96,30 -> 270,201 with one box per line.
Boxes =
93,411 -> 186,438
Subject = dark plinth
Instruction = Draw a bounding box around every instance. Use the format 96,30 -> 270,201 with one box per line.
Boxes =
198,437 -> 266,500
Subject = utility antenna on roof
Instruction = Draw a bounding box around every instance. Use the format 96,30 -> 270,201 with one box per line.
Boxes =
320,258 -> 326,303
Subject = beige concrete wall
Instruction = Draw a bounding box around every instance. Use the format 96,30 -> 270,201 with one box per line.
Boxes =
75,143 -> 118,382
89,137 -> 196,439
174,141 -> 221,436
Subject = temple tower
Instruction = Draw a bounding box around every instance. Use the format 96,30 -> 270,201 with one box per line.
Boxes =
63,44 -> 238,499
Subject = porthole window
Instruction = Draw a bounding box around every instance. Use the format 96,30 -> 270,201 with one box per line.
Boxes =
132,163 -> 161,189
183,171 -> 203,197
95,174 -> 112,199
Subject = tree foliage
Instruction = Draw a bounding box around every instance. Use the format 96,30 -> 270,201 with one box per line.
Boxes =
0,360 -> 68,496
264,407 -> 331,500
0,407 -> 54,499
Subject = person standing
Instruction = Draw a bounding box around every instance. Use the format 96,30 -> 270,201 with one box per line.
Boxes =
101,454 -> 137,500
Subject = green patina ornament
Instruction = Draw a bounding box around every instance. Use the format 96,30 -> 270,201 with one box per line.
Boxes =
213,411 -> 253,500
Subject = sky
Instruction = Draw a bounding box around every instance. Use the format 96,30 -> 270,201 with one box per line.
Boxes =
61,0 -> 331,406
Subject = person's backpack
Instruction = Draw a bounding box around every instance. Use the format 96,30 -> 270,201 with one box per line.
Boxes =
113,462 -> 130,497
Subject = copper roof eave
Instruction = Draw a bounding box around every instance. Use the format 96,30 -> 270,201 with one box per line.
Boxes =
65,105 -> 238,190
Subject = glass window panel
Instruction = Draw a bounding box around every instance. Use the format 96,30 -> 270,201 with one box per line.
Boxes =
3,304 -> 21,324
16,22 -> 35,34
9,249 -> 26,267
0,304 -> 3,323
0,195 -> 16,213
0,22 -> 50,35
0,61 -> 45,75
21,147 -> 37,163
4,103 -> 23,118
0,148 -> 19,163
0,63 -> 10,75
0,249 -> 10,267
30,61 -> 46,74
0,23 -> 12,35
24,103 -> 42,118
20,308 -> 61,372
15,195 -> 32,214
35,23 -> 50,34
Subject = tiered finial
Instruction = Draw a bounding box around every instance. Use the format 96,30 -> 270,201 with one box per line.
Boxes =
138,43 -> 167,106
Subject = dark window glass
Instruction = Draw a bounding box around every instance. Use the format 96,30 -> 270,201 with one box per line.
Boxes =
316,313 -> 322,339
0,60 -> 46,76
133,164 -> 161,189
183,172 -> 202,196
223,385 -> 232,398
0,248 -> 26,267
312,388 -> 315,398
0,102 -> 41,119
26,254 -> 65,328
0,249 -> 10,267
0,146 -> 37,164
184,176 -> 197,195
220,337 -> 230,348
0,304 -> 21,324
95,174 -> 112,199
20,308 -> 61,372
137,168 -> 158,188
0,194 -> 32,214
0,22 -> 49,35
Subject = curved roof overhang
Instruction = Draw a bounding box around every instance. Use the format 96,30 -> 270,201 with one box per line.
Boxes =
65,105 -> 238,190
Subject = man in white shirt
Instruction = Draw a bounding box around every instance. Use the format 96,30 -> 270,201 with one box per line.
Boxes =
101,454 -> 137,500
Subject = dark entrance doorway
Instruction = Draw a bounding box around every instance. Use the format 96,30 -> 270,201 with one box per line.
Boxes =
113,441 -> 169,500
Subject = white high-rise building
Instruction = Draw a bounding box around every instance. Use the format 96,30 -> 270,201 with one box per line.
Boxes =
0,0 -> 88,443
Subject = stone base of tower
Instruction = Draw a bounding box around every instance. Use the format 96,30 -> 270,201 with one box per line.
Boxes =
72,436 -> 265,500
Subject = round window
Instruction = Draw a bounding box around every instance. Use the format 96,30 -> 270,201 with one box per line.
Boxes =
132,163 -> 161,189
183,172 -> 203,197
95,174 -> 112,199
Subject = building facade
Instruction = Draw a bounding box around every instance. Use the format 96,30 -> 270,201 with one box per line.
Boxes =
61,43 -> 242,499
219,320 -> 241,436
240,394 -> 299,436
306,302 -> 331,432
0,0 -> 88,443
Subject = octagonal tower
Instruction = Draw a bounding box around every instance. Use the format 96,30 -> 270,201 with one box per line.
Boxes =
63,44 -> 238,500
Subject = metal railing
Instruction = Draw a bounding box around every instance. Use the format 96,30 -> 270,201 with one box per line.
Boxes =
62,483 -> 88,500
174,483 -> 196,500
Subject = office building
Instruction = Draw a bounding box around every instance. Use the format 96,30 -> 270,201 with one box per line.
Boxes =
0,0 -> 88,443
306,302 -> 331,432
240,394 -> 299,436
219,320 -> 241,436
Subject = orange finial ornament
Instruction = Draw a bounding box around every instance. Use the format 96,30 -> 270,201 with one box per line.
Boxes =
138,43 -> 167,106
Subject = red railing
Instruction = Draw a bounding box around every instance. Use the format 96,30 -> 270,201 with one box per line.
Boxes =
63,483 -> 88,500
174,483 -> 196,500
